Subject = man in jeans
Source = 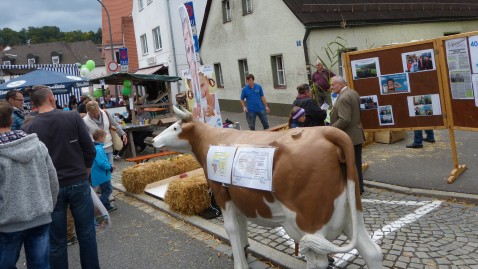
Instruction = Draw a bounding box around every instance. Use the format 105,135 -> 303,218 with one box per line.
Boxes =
22,85 -> 99,269
240,74 -> 271,130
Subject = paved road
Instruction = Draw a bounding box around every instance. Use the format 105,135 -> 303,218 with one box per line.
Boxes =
16,193 -> 273,269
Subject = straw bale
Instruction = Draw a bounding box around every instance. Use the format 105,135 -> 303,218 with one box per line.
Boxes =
165,174 -> 211,215
121,154 -> 201,193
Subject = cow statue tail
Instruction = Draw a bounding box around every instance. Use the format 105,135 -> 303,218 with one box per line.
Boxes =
299,127 -> 359,255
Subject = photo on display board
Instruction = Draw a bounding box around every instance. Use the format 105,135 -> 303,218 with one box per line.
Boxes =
379,73 -> 410,95
406,94 -> 442,117
351,57 -> 381,80
359,95 -> 378,110
378,105 -> 394,126
401,49 -> 435,73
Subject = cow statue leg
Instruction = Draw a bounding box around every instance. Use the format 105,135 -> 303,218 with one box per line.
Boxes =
223,201 -> 249,269
343,211 -> 383,269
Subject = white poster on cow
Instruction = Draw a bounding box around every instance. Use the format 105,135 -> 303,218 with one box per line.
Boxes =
206,145 -> 237,184
231,147 -> 275,191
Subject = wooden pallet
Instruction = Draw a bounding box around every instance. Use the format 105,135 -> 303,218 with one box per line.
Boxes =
125,151 -> 177,164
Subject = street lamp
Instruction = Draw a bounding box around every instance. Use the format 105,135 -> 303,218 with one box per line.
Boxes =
97,0 -> 118,100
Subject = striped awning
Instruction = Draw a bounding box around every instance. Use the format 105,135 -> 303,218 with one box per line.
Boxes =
135,65 -> 165,75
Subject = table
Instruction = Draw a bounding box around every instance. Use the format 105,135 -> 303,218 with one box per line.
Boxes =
121,124 -> 154,157
144,107 -> 167,118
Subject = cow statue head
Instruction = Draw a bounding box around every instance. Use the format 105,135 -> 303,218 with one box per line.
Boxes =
152,106 -> 193,152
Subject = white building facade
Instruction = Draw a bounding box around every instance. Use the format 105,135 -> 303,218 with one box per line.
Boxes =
132,0 -> 207,98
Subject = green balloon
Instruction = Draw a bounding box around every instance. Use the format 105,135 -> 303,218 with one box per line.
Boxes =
93,89 -> 103,98
123,80 -> 132,88
86,60 -> 96,71
122,87 -> 131,97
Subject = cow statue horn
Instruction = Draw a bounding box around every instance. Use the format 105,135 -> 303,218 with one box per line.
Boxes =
173,105 -> 193,122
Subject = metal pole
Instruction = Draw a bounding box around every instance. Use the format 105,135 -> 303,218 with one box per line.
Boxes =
97,0 -> 119,98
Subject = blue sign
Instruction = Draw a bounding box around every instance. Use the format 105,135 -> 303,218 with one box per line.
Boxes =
119,47 -> 128,65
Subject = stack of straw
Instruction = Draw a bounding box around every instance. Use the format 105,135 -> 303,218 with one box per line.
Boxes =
165,174 -> 210,215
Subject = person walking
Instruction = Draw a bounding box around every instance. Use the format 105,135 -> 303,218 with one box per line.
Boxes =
406,130 -> 435,148
5,90 -> 25,130
240,74 -> 270,130
22,85 -> 100,269
329,76 -> 366,195
292,84 -> 327,127
0,102 -> 59,269
91,129 -> 117,212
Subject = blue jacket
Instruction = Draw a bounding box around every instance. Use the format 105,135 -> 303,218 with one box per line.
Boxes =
91,142 -> 112,187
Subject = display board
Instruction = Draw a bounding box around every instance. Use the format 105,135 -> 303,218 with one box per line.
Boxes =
439,32 -> 478,130
345,41 -> 447,131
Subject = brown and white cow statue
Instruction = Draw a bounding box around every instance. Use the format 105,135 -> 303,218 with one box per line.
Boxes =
153,106 -> 383,269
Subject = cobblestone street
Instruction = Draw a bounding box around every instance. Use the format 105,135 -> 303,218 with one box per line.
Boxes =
112,157 -> 478,269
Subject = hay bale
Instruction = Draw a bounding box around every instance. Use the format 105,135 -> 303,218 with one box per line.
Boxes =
121,154 -> 201,193
165,174 -> 210,215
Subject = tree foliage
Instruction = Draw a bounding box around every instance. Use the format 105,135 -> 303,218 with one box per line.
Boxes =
0,26 -> 102,46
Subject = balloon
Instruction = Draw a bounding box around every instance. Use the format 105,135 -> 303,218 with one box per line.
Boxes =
81,65 -> 87,70
80,67 -> 90,77
93,89 -> 103,98
85,60 -> 96,71
123,80 -> 132,88
122,87 -> 131,97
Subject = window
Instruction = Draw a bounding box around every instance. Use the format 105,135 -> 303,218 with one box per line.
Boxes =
222,0 -> 232,23
214,63 -> 224,88
28,58 -> 36,65
115,51 -> 120,63
242,0 -> 252,15
238,59 -> 249,87
271,55 -> 285,87
3,61 -> 11,65
52,56 -> 60,64
138,0 -> 144,10
152,27 -> 162,51
140,34 -> 149,55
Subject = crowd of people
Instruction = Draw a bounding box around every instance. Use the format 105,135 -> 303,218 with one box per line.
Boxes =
0,86 -> 158,268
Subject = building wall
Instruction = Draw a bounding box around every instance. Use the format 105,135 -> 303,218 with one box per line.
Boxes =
200,0 -> 306,115
132,0 -> 207,99
122,16 -> 139,73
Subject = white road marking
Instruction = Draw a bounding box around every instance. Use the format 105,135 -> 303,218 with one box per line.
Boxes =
333,200 -> 443,267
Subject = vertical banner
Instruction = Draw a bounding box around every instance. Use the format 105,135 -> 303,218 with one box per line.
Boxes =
198,65 -> 223,127
179,4 -> 206,123
184,1 -> 200,60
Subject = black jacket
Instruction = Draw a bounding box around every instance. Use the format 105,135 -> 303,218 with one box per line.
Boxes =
292,97 -> 326,127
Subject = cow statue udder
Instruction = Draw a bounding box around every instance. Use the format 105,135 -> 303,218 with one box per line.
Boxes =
153,106 -> 383,269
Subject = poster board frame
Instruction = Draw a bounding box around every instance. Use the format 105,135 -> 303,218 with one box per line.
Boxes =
343,39 -> 448,132
437,31 -> 478,131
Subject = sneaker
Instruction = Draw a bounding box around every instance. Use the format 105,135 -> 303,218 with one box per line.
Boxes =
113,154 -> 121,160
424,138 -> 435,143
406,143 -> 423,148
107,206 -> 117,213
67,236 -> 78,246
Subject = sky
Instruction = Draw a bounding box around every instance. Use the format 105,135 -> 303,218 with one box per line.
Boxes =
0,0 -> 102,32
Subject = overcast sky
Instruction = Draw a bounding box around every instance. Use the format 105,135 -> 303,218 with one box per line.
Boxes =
0,0 -> 101,32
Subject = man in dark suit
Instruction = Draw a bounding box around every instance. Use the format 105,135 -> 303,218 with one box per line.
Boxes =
329,76 -> 366,195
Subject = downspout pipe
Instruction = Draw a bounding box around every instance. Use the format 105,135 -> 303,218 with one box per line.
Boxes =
167,0 -> 178,77
303,26 -> 312,81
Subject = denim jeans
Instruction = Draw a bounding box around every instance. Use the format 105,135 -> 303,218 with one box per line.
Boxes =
99,180 -> 113,210
413,130 -> 434,145
246,110 -> 269,130
50,180 -> 99,269
0,223 -> 50,269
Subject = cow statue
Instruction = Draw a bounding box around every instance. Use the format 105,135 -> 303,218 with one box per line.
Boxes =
152,106 -> 383,269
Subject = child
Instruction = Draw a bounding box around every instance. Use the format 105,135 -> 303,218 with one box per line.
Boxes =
91,129 -> 117,212
288,106 -> 306,128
